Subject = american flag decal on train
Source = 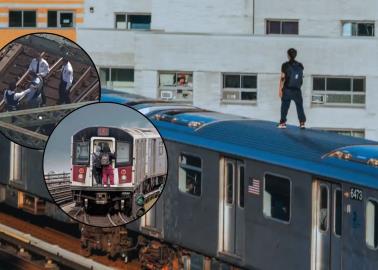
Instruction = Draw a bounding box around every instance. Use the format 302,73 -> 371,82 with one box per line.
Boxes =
248,178 -> 260,195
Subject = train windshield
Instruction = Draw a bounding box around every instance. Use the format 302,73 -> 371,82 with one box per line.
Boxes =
116,141 -> 130,165
73,141 -> 90,165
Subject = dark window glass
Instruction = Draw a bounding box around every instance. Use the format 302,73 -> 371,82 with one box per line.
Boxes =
241,92 -> 257,101
334,189 -> 342,236
358,23 -> 374,36
239,166 -> 244,208
242,75 -> 257,89
60,12 -> 73,27
326,78 -> 351,91
23,11 -> 36,27
313,77 -> 326,90
267,21 -> 281,34
179,154 -> 202,197
224,75 -> 240,88
9,11 -> 22,27
128,15 -> 151,30
226,163 -> 234,204
47,11 -> 57,27
264,174 -> 291,222
282,21 -> 299,34
111,68 -> 134,82
319,186 -> 329,231
353,78 -> 365,92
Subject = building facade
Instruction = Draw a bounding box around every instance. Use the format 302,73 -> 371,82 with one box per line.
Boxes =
0,0 -> 85,47
0,0 -> 377,140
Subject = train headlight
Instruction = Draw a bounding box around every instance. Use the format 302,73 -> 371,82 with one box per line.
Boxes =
121,175 -> 127,180
135,194 -> 145,206
78,173 -> 84,180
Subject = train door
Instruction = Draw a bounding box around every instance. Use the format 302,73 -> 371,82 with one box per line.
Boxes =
312,180 -> 342,270
90,137 -> 115,184
220,157 -> 245,256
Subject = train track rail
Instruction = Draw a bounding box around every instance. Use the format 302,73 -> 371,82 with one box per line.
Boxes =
0,204 -> 141,269
45,173 -> 72,205
72,206 -> 131,227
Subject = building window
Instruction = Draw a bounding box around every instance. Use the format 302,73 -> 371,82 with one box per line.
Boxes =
266,20 -> 299,35
222,74 -> 257,103
9,10 -> 36,27
263,174 -> 291,222
115,13 -> 151,30
366,199 -> 378,249
178,154 -> 202,196
312,76 -> 365,106
159,72 -> 193,102
342,22 -> 375,37
99,67 -> 134,89
47,11 -> 74,28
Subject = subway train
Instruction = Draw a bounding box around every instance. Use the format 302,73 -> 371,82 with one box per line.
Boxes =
101,93 -> 378,270
0,90 -> 377,269
71,126 -> 167,217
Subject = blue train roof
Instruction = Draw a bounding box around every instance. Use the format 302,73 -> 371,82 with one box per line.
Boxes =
101,93 -> 378,189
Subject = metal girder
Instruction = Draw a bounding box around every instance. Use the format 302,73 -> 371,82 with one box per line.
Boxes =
0,101 -> 94,149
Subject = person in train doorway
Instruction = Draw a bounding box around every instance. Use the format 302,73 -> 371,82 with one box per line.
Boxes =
101,142 -> 116,187
28,55 -> 50,106
3,80 -> 31,111
92,145 -> 102,186
58,57 -> 73,105
278,48 -> 306,129
25,76 -> 44,108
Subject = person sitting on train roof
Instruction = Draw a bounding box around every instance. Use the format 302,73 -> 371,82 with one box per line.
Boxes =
28,55 -> 50,106
278,48 -> 306,129
24,76 -> 43,109
92,145 -> 102,186
101,142 -> 116,187
58,57 -> 74,105
3,80 -> 31,111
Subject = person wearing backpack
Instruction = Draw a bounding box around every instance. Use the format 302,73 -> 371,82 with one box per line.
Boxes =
101,142 -> 116,187
3,80 -> 31,111
92,145 -> 102,186
278,48 -> 306,129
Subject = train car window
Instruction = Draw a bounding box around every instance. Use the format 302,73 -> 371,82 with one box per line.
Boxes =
73,141 -> 90,165
319,185 -> 329,232
239,166 -> 245,208
178,154 -> 202,196
116,141 -> 130,164
263,174 -> 291,222
334,188 -> 342,236
226,163 -> 234,204
366,199 -> 378,249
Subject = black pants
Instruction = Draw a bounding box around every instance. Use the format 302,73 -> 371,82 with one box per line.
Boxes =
280,88 -> 306,123
58,81 -> 71,104
92,167 -> 102,185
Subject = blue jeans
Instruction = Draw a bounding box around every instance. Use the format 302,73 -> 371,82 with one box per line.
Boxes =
280,88 -> 306,123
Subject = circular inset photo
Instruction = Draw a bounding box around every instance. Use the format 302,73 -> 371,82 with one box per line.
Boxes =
0,33 -> 100,149
43,102 -> 168,227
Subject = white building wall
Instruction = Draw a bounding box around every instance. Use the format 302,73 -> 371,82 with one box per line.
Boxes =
76,0 -> 378,141
82,0 -> 152,29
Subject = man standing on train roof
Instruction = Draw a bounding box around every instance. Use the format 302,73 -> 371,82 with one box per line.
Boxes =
28,54 -> 50,106
92,145 -> 102,186
101,143 -> 116,187
58,57 -> 73,105
278,48 -> 306,129
3,80 -> 31,111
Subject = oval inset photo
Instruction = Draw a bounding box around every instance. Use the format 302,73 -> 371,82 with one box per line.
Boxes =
0,33 -> 100,149
43,103 -> 168,227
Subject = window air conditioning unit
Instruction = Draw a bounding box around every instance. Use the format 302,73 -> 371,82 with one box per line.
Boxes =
160,90 -> 173,100
312,94 -> 325,104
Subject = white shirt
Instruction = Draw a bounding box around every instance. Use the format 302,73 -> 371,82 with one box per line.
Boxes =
28,58 -> 50,77
61,62 -> 74,90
